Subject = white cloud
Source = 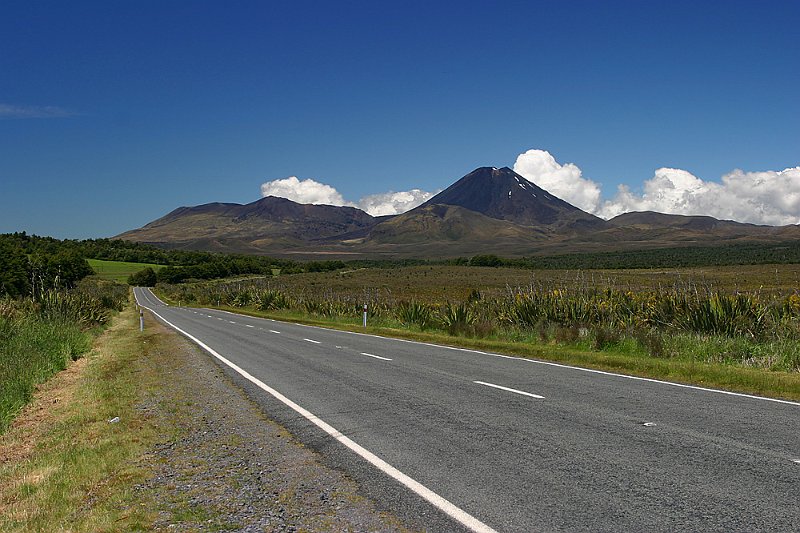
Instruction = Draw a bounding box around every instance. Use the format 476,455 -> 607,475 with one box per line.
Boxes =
357,189 -> 436,216
513,147 -> 800,226
598,168 -> 712,219
513,149 -> 602,212
0,104 -> 75,119
260,176 -> 435,216
260,176 -> 349,206
599,166 -> 800,225
263,158 -> 800,226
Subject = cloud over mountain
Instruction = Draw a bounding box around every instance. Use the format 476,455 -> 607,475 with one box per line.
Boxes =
357,189 -> 437,216
260,153 -> 800,226
513,149 -> 602,212
260,176 -> 349,207
598,166 -> 800,225
513,148 -> 800,226
260,177 -> 435,216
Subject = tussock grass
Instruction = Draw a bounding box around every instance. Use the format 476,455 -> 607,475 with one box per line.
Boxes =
213,306 -> 800,401
157,271 -> 800,401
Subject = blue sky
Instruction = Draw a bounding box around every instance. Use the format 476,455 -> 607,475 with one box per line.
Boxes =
1,0 -> 798,237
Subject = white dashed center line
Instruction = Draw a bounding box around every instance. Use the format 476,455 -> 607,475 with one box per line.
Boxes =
245,324 -> 255,328
361,352 -> 392,361
270,330 -> 281,334
474,381 -> 545,399
304,338 -> 321,344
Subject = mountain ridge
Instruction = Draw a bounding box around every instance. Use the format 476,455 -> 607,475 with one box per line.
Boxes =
116,166 -> 800,258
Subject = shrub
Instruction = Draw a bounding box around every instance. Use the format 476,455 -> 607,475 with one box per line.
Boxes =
633,328 -> 667,358
128,267 -> 158,287
257,290 -> 291,311
396,300 -> 434,330
439,302 -> 476,336
592,326 -> 622,350
554,325 -> 580,344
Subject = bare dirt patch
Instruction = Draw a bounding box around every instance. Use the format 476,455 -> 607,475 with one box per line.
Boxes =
0,351 -> 89,465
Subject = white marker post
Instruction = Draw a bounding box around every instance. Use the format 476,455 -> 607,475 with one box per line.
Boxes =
139,309 -> 144,332
363,303 -> 368,328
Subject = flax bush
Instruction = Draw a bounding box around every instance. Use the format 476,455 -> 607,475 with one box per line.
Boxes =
156,276 -> 800,371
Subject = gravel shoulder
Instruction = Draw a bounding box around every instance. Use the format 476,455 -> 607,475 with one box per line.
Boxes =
136,315 -> 415,532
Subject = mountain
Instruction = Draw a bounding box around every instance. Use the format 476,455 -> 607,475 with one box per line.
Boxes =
605,211 -> 800,244
608,211 -> 761,231
417,167 -> 608,231
117,166 -> 800,258
116,196 -> 378,251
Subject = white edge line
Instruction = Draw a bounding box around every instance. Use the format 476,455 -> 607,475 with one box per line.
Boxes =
203,308 -> 799,407
136,297 -> 497,533
474,381 -> 545,399
361,352 -> 393,361
135,286 -> 169,307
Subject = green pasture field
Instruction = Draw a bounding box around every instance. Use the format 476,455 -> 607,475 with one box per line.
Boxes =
87,259 -> 164,282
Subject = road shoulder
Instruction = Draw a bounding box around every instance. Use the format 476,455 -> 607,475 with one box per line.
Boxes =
0,306 -> 412,532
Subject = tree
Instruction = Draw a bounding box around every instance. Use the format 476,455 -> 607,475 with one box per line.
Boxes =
469,254 -> 503,267
0,240 -> 30,297
128,267 -> 158,287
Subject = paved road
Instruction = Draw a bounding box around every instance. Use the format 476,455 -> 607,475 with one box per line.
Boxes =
134,287 -> 799,533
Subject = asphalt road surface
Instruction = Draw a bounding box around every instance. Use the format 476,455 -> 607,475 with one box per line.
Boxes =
134,287 -> 799,533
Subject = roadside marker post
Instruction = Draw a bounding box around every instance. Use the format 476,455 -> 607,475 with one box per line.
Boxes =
139,309 -> 144,332
363,303 -> 368,328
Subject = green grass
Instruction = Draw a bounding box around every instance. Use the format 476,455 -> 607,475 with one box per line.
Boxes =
0,306 -> 159,532
0,317 -> 91,432
87,259 -> 164,282
1,282 -> 128,433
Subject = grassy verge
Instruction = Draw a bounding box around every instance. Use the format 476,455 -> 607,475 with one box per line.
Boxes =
166,296 -> 800,402
0,305 -> 159,531
1,282 -> 128,433
0,318 -> 92,432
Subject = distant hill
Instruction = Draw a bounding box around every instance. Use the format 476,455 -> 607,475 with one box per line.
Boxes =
117,167 -> 800,258
604,211 -> 799,244
116,196 -> 378,251
608,211 -> 761,231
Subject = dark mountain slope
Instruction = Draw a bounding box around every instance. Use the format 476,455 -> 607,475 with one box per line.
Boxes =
117,196 -> 378,251
367,204 -> 549,244
418,166 -> 608,230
